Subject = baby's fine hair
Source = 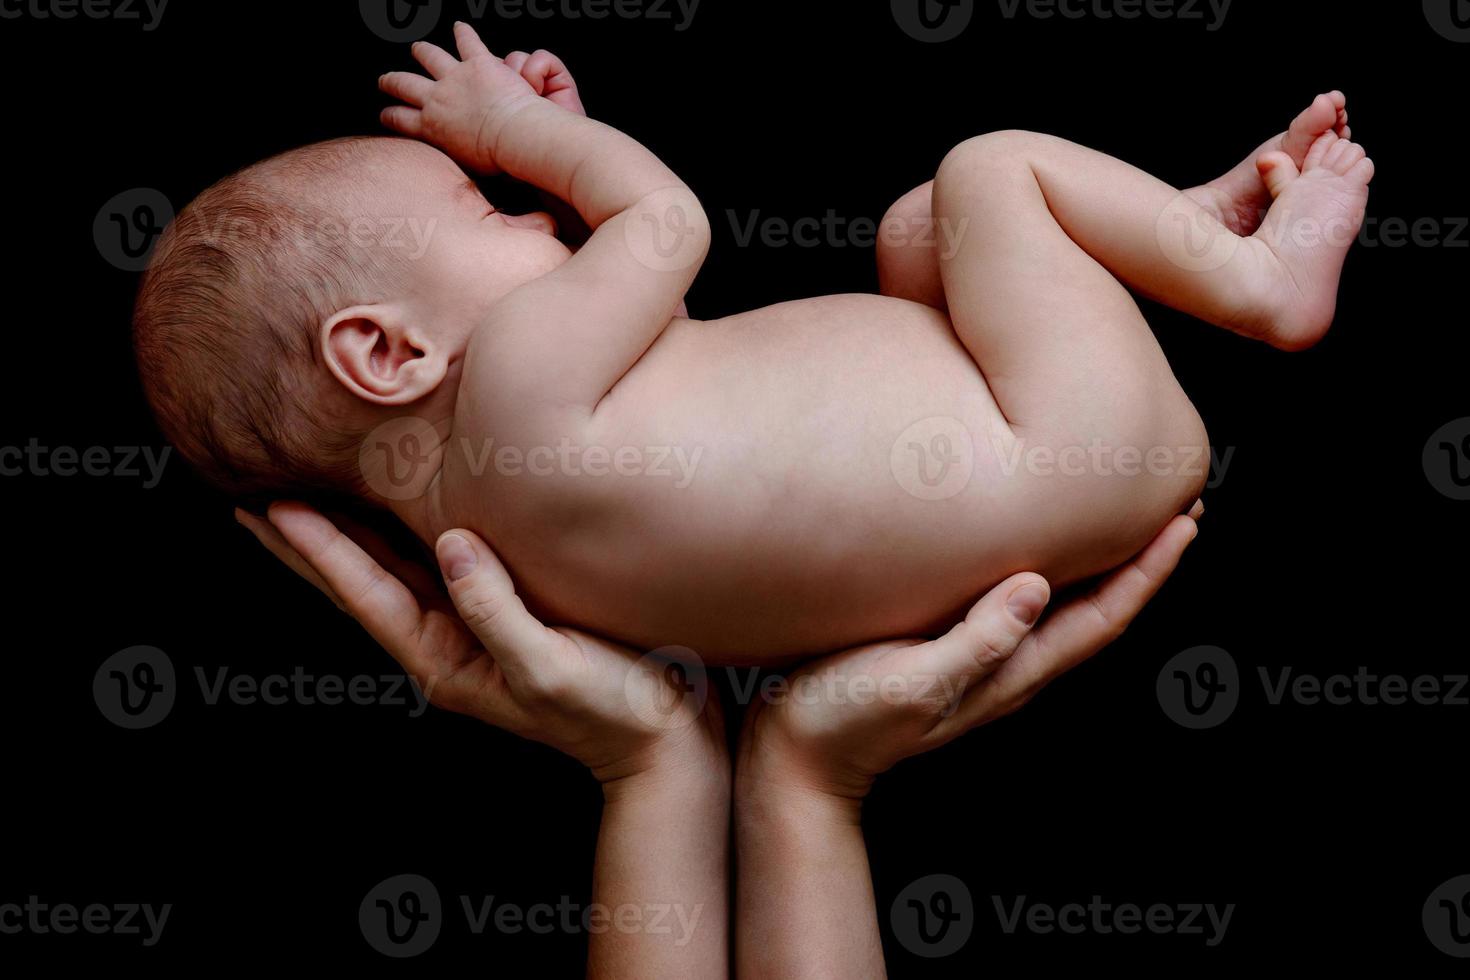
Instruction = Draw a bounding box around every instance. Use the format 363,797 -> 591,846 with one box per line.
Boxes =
133,136 -> 409,500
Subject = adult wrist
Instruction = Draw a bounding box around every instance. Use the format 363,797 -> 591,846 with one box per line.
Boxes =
735,740 -> 866,830
600,730 -> 731,808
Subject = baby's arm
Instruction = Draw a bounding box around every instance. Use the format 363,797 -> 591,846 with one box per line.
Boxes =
381,23 -> 709,414
498,45 -> 690,317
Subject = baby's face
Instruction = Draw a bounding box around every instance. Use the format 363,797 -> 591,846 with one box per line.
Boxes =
369,142 -> 572,343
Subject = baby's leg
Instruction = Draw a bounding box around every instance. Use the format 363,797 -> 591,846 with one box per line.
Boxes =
934,129 -> 1373,386
929,126 -> 1369,574
877,181 -> 944,311
875,96 -> 1351,314
931,132 -> 1207,576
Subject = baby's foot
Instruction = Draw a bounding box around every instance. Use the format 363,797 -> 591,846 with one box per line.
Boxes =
1190,92 -> 1350,236
1238,131 -> 1374,350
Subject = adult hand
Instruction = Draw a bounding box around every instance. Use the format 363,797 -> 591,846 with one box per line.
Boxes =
733,509 -> 1201,980
237,502 -> 722,785
739,510 -> 1202,802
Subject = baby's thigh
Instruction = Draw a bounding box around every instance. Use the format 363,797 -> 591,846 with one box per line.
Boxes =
963,411 -> 1206,589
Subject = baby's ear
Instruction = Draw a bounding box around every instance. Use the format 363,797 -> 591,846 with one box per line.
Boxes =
320,303 -> 448,406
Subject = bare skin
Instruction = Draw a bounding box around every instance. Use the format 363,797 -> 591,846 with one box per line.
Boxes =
328,24 -> 1368,665
735,512 -> 1200,978
238,500 -> 1199,980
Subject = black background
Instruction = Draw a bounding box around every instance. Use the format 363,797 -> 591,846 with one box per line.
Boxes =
3,0 -> 1466,972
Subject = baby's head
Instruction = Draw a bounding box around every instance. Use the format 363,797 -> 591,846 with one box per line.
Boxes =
134,136 -> 569,500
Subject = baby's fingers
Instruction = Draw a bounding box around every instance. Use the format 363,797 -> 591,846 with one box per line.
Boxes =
380,106 -> 424,138
411,39 -> 459,79
452,20 -> 495,61
524,49 -> 584,113
379,70 -> 433,107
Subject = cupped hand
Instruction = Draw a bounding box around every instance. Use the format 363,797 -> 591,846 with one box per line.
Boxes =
237,502 -> 722,785
740,511 -> 1201,803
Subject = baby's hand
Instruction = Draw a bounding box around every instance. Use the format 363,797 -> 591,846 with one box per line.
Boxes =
502,48 -> 586,116
379,22 -> 566,174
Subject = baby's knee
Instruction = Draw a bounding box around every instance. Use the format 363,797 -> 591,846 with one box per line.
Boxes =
936,131 -> 1048,188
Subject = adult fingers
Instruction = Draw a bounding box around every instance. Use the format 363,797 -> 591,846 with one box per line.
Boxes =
235,507 -> 345,612
266,501 -> 428,664
435,529 -> 570,687
948,514 -> 1198,729
324,509 -> 445,604
882,572 -> 1050,699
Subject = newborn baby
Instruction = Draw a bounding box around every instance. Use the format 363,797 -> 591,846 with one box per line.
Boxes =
134,24 -> 1371,663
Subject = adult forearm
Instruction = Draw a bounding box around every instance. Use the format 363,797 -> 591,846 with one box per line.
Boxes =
590,759 -> 731,980
734,776 -> 885,979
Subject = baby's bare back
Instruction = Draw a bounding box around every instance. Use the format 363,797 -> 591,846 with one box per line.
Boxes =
448,294 -> 1185,664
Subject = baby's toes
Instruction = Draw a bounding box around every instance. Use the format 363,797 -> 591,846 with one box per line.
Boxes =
1327,140 -> 1366,175
1302,131 -> 1340,171
1285,93 -> 1344,160
1347,156 -> 1375,186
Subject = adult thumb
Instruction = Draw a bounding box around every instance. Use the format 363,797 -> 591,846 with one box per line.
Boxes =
436,530 -> 555,676
893,573 -> 1051,688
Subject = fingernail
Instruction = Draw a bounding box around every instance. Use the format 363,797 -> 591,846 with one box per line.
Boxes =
436,533 -> 477,582
1006,583 -> 1049,627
